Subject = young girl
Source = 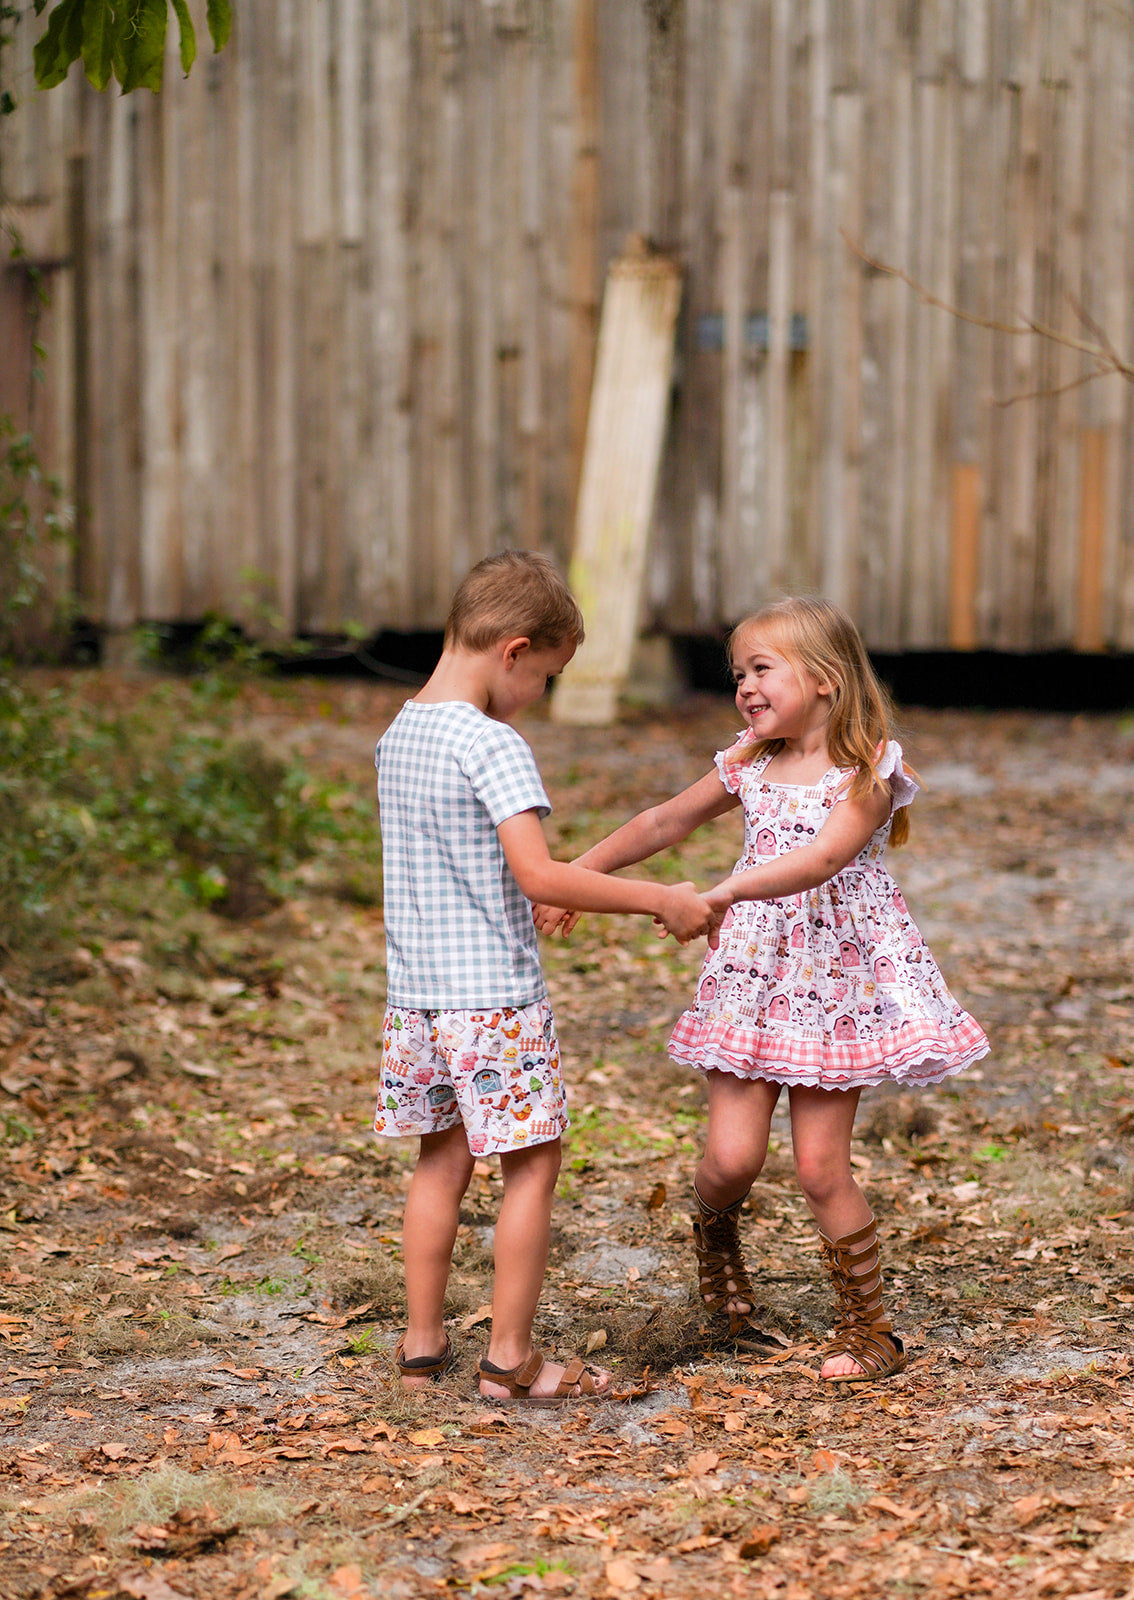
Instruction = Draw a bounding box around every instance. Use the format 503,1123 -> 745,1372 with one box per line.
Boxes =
536,597 -> 989,1383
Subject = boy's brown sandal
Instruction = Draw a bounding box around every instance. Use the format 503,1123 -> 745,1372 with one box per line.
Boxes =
477,1348 -> 611,1405
692,1184 -> 758,1339
394,1332 -> 456,1385
818,1218 -> 907,1384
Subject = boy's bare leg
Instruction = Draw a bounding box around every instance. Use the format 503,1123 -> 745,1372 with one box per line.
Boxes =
400,1124 -> 475,1385
479,1138 -> 611,1399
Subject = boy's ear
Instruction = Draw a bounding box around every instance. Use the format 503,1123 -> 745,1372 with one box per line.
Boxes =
501,636 -> 532,667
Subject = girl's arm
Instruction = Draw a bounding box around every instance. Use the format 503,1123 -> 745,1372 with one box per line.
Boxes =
497,809 -> 719,945
706,785 -> 891,912
569,771 -> 740,873
533,771 -> 738,935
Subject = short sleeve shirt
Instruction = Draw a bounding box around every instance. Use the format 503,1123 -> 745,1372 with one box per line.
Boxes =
375,699 -> 552,1009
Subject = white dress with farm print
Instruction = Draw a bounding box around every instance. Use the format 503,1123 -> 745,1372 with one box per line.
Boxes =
669,741 -> 990,1090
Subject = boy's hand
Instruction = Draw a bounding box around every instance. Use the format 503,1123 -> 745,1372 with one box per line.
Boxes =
532,902 -> 580,937
656,882 -> 718,945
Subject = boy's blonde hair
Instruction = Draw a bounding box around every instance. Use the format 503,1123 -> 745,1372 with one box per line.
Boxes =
445,550 -> 585,653
727,595 -> 915,846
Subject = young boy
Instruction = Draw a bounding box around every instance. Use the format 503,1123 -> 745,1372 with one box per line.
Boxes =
375,550 -> 716,1402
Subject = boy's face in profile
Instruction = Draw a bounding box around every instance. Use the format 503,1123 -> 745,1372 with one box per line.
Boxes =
486,636 -> 577,725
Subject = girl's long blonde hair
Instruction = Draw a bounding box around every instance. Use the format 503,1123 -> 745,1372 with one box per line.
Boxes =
726,595 -> 915,846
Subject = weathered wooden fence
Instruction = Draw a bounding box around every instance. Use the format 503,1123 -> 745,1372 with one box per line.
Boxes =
2,0 -> 1133,652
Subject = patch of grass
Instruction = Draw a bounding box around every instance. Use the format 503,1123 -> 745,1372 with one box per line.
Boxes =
0,672 -> 350,952
484,1558 -> 575,1585
806,1471 -> 872,1516
69,1462 -> 290,1545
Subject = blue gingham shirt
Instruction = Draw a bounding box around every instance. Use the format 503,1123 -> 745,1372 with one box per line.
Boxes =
376,700 -> 552,1009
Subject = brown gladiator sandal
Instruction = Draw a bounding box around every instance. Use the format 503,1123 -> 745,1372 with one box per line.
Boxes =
692,1185 -> 758,1338
818,1218 -> 907,1384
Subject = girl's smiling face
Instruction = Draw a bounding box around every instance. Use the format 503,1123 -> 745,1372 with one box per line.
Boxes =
730,627 -> 831,743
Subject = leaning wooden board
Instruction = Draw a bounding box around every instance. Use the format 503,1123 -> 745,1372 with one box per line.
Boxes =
551,244 -> 683,727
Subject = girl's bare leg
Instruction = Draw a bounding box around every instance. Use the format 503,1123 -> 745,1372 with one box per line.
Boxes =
400,1124 -> 475,1385
693,1071 -> 781,1322
479,1138 -> 611,1399
787,1085 -> 885,1379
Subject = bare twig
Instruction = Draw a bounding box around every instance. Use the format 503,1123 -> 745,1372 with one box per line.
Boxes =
842,231 -> 1134,403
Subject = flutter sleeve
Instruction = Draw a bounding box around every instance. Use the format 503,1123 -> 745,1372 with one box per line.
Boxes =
713,728 -> 758,795
876,739 -> 919,812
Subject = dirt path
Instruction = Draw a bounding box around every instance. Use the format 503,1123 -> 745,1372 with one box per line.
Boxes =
1,677 -> 1132,1599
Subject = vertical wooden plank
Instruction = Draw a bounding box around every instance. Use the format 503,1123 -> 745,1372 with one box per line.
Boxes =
294,0 -> 336,629
856,0 -> 893,645
813,0 -> 862,615
372,0 -> 412,623
1001,0 -> 1042,650
671,0 -> 721,629
764,0 -> 793,599
807,0 -> 832,601
720,177 -> 745,602
519,17 -> 545,555
639,0 -> 687,620
339,0 -> 365,246
467,3 -> 499,570
433,8 -> 464,587
569,0 -> 601,504
1049,0 -> 1086,649
1076,427 -> 1106,651
101,91 -> 142,630
949,0 -> 993,649
350,0 -> 384,623
1120,15 -> 1134,649
949,461 -> 981,648
137,73 -> 181,620
262,0 -> 299,634
494,8 -> 525,559
219,9 -> 257,626
1090,0 -> 1130,648
907,77 -> 955,645
539,0 -> 580,570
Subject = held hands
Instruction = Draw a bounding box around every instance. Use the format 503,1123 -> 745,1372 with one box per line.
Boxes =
703,882 -> 734,950
532,902 -> 580,938
655,882 -> 722,946
532,885 -> 723,947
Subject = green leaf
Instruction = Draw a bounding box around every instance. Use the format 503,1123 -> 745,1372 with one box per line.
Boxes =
80,0 -> 120,93
169,0 -> 197,75
206,0 -> 233,54
115,0 -> 168,93
31,0 -> 87,90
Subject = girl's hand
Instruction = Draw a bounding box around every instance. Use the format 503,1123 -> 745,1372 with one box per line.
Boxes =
703,884 -> 733,949
532,903 -> 580,937
657,883 -> 718,945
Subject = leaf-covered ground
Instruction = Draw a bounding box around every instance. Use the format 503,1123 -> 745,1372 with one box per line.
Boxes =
1,672 -> 1133,1600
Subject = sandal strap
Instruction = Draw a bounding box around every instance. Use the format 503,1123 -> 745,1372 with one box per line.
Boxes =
692,1187 -> 755,1336
554,1357 -> 603,1397
824,1327 -> 906,1379
819,1218 -> 907,1382
395,1333 -> 453,1379
477,1347 -> 545,1394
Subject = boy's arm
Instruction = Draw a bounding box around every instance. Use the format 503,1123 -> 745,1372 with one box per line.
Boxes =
532,770 -> 737,937
497,810 -> 717,945
705,788 -> 890,914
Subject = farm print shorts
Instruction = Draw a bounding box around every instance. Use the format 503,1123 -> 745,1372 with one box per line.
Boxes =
374,999 -> 569,1156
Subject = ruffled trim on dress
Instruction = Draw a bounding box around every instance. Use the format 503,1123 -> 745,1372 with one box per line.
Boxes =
668,1009 -> 990,1091
875,740 -> 919,813
714,729 -> 760,792
716,733 -> 918,814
